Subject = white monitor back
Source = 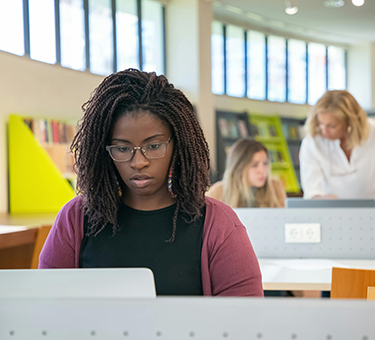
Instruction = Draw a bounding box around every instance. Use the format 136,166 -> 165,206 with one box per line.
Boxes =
0,268 -> 156,298
1,297 -> 374,339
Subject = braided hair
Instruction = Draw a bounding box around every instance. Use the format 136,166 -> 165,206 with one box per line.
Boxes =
71,69 -> 210,242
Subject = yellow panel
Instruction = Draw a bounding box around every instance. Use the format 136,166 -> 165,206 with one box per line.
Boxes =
8,114 -> 75,213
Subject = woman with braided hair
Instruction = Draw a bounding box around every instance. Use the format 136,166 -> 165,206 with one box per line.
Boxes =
39,69 -> 263,297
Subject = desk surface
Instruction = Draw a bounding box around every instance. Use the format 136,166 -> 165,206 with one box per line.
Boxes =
0,213 -> 57,229
259,258 -> 375,291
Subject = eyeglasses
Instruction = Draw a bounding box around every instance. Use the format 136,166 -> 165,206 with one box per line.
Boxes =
106,137 -> 173,162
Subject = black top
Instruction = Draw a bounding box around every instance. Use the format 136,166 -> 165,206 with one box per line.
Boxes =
79,203 -> 205,296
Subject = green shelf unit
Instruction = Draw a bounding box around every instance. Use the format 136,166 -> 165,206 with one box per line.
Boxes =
248,113 -> 300,193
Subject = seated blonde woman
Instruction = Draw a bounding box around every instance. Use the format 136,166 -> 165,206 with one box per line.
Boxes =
207,139 -> 286,208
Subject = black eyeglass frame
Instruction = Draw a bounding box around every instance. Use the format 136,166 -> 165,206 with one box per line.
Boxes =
106,136 -> 173,162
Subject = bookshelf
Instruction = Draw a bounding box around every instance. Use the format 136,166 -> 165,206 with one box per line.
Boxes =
216,110 -> 251,180
8,114 -> 76,214
248,114 -> 300,193
280,117 -> 306,188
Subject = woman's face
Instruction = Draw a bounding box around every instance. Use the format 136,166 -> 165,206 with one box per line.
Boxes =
247,150 -> 269,188
317,111 -> 347,141
110,111 -> 175,209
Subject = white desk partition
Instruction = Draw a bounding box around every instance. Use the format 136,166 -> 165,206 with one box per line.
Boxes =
234,208 -> 375,259
0,268 -> 156,298
0,297 -> 374,339
259,258 -> 375,291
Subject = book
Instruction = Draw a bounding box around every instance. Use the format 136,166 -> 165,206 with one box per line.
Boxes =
257,122 -> 268,138
237,120 -> 248,138
228,119 -> 239,138
276,151 -> 284,162
249,124 -> 259,137
288,126 -> 299,140
218,118 -> 229,137
268,125 -> 277,137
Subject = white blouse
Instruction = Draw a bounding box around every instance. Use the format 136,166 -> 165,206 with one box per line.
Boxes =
299,118 -> 375,199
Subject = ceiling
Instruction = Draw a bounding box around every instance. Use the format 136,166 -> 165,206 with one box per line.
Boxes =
213,0 -> 375,45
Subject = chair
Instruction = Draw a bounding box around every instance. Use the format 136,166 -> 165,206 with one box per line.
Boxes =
331,267 -> 375,299
31,225 -> 52,269
368,287 -> 375,300
0,227 -> 38,269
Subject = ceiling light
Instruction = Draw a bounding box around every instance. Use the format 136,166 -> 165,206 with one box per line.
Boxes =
224,5 -> 244,14
285,6 -> 298,14
270,20 -> 286,28
246,12 -> 264,21
352,0 -> 365,6
323,0 -> 345,7
213,2 -> 223,8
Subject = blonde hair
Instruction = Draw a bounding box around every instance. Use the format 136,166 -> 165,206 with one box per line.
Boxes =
222,139 -> 281,208
306,90 -> 369,149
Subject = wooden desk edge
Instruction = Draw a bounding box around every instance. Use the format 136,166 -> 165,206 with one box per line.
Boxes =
263,282 -> 332,291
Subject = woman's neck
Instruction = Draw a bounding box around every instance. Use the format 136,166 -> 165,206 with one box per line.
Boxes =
121,189 -> 176,211
340,137 -> 352,162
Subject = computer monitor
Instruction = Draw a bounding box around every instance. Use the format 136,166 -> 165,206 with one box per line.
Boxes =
0,268 -> 156,298
285,198 -> 375,208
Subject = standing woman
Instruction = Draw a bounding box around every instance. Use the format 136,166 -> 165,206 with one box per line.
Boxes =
206,139 -> 286,208
39,69 -> 263,297
300,90 -> 375,199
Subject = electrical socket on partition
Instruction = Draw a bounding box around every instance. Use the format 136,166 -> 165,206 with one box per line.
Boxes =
284,223 -> 321,243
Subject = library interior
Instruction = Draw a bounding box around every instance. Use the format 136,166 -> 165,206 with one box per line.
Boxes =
1,0 -> 375,338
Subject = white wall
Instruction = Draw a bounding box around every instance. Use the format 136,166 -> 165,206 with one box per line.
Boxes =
215,95 -> 310,118
0,51 -> 104,213
166,0 -> 215,167
347,42 -> 375,110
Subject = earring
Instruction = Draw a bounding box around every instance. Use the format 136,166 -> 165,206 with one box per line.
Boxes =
347,126 -> 352,133
118,185 -> 122,197
168,167 -> 176,198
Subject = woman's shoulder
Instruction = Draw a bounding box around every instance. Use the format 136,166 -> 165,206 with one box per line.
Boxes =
55,195 -> 84,225
204,196 -> 243,229
302,133 -> 326,147
205,181 -> 224,201
270,178 -> 286,207
271,178 -> 283,190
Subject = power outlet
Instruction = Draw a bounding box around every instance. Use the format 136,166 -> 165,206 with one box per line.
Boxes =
285,223 -> 321,243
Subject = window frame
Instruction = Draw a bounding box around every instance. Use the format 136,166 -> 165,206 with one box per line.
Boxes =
1,0 -> 166,75
211,21 -> 347,104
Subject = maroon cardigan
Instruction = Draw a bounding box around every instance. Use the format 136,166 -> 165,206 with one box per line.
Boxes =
39,196 -> 263,297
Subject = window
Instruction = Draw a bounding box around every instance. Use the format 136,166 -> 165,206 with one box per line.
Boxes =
247,30 -> 266,100
267,35 -> 286,102
0,0 -> 24,56
89,0 -> 113,75
328,46 -> 346,90
226,25 -> 245,97
308,42 -> 327,105
116,0 -> 138,71
29,0 -> 56,64
60,0 -> 86,71
211,21 -> 224,95
0,0 -> 165,76
141,0 -> 164,74
288,39 -> 307,104
212,21 -> 347,104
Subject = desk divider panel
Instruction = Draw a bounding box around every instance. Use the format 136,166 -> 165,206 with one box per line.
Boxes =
0,298 -> 374,339
234,208 -> 375,259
